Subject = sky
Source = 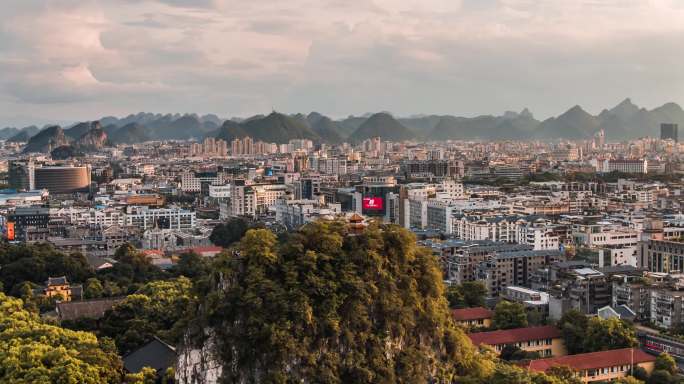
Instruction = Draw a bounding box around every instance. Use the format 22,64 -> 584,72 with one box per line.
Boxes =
1,0 -> 684,126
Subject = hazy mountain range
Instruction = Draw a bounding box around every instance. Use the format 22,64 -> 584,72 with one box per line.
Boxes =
7,99 -> 684,152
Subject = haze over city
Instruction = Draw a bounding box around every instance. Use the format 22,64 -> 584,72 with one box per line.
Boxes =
2,0 -> 684,126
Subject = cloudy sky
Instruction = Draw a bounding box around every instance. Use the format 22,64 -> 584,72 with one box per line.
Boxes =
1,0 -> 684,126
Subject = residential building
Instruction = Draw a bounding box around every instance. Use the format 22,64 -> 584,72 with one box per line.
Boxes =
468,326 -> 566,357
125,206 -> 196,230
451,307 -> 493,329
476,249 -> 565,296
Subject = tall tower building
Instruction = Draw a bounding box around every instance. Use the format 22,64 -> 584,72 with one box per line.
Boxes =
594,129 -> 605,148
661,123 -> 678,142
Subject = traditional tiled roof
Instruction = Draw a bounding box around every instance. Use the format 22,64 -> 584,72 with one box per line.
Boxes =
123,337 -> 177,374
47,276 -> 69,286
468,325 -> 562,346
56,297 -> 124,321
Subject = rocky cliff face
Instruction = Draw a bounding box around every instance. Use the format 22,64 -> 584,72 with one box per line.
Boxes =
23,126 -> 70,153
175,332 -> 223,384
76,128 -> 108,150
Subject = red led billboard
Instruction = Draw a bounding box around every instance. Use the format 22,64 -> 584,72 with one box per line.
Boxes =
362,197 -> 384,211
6,222 -> 14,241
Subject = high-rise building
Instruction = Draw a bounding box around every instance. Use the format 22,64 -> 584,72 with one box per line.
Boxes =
594,129 -> 605,148
34,166 -> 90,194
8,160 -> 34,191
661,123 -> 678,142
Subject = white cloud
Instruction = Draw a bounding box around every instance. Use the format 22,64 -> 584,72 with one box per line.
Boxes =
1,0 -> 684,125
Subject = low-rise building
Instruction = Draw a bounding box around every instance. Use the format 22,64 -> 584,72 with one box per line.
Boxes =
526,348 -> 655,383
451,307 -> 493,329
468,325 -> 566,357
125,206 -> 196,230
503,286 -> 549,312
274,198 -> 342,229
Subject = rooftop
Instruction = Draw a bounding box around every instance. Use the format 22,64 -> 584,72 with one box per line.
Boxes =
452,307 -> 493,321
527,348 -> 654,373
468,325 -> 562,346
56,297 -> 124,321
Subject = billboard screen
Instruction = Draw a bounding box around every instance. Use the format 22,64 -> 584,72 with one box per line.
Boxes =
362,197 -> 384,211
6,222 -> 14,241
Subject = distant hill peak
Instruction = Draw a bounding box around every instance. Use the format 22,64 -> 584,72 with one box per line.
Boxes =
566,105 -> 587,115
609,97 -> 641,116
350,112 -> 414,143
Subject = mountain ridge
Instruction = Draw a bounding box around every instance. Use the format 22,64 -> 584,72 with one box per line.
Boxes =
9,99 -> 684,146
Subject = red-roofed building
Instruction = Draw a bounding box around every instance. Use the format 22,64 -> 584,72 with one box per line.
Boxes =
141,249 -> 165,259
180,246 -> 223,258
468,325 -> 566,357
526,348 -> 656,382
452,307 -> 493,329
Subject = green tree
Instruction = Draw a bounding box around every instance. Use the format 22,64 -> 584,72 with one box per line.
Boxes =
161,367 -> 175,384
462,281 -> 487,307
173,251 -> 210,279
124,366 -> 157,384
632,366 -> 649,382
583,317 -> 637,352
446,283 -> 465,308
100,277 -> 193,354
209,217 -> 251,247
0,292 -> 123,383
85,277 -> 104,299
0,243 -> 94,294
99,243 -> 164,294
500,345 -> 540,361
655,352 -> 677,375
614,377 -> 644,384
492,301 -> 528,330
557,310 -> 589,354
647,370 -> 673,384
489,363 -> 535,384
527,309 -> 546,326
103,279 -> 122,296
545,366 -> 582,384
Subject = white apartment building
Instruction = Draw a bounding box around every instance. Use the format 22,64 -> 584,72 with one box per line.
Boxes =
650,288 -> 684,330
426,200 -> 456,234
603,159 -> 648,174
598,246 -> 638,267
451,215 -> 559,251
573,224 -> 639,248
55,207 -> 126,227
274,199 -> 342,229
408,199 -> 428,229
208,185 -> 231,199
230,183 -> 290,217
517,224 -> 560,251
125,206 -> 196,230
401,181 -> 465,230
181,171 -> 225,192
452,216 -> 519,243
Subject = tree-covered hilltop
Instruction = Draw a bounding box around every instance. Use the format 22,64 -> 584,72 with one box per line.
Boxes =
184,221 -> 486,382
180,221 -> 573,383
